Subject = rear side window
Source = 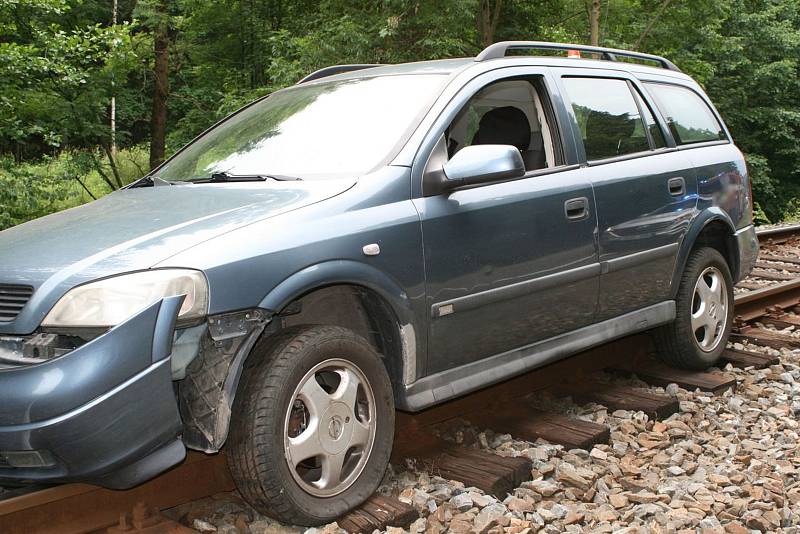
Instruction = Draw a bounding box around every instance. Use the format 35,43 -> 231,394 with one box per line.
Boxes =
562,77 -> 650,161
644,83 -> 726,145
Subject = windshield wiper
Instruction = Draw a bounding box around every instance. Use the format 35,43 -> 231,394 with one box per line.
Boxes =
126,176 -> 178,188
189,172 -> 302,183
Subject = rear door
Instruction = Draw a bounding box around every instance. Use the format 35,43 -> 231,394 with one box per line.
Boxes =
411,67 -> 600,374
555,70 -> 698,320
643,81 -> 746,226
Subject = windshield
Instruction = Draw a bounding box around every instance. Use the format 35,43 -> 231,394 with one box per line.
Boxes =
155,74 -> 446,181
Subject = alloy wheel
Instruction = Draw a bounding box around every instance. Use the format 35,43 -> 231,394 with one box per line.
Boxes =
690,266 -> 728,352
283,358 -> 377,497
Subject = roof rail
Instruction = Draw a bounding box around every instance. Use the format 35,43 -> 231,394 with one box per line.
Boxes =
297,64 -> 383,84
475,41 -> 681,72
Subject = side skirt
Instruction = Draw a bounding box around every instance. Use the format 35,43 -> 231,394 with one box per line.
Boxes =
398,300 -> 675,411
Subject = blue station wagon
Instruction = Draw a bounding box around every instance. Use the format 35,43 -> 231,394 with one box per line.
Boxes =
0,41 -> 758,524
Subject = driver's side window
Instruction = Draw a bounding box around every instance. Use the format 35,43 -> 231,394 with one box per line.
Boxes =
445,76 -> 559,172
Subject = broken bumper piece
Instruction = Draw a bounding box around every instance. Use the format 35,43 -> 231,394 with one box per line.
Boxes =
0,296 -> 186,489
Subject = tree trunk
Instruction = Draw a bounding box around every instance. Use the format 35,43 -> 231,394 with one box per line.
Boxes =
110,0 -> 117,158
149,0 -> 169,170
589,0 -> 601,46
478,0 -> 503,48
103,143 -> 124,189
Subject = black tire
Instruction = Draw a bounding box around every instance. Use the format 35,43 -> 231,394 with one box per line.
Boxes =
227,325 -> 394,526
652,247 -> 734,370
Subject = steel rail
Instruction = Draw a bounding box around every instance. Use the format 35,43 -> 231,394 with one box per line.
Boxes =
0,452 -> 234,534
734,224 -> 800,319
755,223 -> 800,243
734,278 -> 800,322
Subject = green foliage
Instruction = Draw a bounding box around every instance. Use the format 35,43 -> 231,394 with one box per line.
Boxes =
0,155 -> 76,229
778,196 -> 800,224
752,201 -> 771,226
2,0 -> 799,225
0,146 -> 148,230
1,0 -> 143,160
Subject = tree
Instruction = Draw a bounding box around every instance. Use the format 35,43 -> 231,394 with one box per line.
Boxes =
149,0 -> 170,169
478,0 -> 503,47
0,0 -> 140,195
589,0 -> 601,46
634,0 -> 674,50
2,0 -> 800,227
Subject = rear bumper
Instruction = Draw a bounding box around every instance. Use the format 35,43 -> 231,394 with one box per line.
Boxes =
734,224 -> 759,282
0,297 -> 186,489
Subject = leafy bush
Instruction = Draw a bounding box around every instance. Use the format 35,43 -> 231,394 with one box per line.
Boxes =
0,146 -> 148,231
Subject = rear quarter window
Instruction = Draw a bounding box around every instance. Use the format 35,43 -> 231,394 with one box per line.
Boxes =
644,83 -> 727,145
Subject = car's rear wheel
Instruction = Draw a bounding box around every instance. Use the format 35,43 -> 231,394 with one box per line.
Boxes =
227,325 -> 394,525
652,246 -> 734,370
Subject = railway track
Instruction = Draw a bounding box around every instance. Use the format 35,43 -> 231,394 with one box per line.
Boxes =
753,222 -> 800,244
3,223 -> 800,534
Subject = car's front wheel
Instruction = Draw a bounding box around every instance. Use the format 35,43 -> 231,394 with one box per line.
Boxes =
652,246 -> 734,370
227,325 -> 394,525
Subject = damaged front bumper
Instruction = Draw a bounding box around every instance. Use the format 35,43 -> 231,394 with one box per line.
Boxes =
0,296 -> 186,489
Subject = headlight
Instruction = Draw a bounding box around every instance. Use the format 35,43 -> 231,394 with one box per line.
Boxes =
42,269 -> 208,328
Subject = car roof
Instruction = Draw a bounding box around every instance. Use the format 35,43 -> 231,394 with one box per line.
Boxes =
306,54 -> 693,87
309,58 -> 474,82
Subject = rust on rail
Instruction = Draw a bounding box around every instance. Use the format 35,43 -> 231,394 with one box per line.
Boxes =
0,452 -> 234,534
734,277 -> 800,322
755,223 -> 800,243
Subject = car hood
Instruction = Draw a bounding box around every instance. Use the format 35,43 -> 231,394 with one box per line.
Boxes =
0,179 -> 354,334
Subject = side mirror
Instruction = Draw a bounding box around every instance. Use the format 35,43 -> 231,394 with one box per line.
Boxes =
441,144 -> 525,191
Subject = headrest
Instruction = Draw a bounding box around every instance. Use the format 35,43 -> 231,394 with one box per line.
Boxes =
471,106 -> 531,151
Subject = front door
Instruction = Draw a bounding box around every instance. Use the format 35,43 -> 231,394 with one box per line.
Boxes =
412,70 -> 600,374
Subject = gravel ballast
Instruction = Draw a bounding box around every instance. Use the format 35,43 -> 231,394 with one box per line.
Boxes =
161,337 -> 800,533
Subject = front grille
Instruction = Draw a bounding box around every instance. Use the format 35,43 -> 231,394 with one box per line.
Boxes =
0,284 -> 34,322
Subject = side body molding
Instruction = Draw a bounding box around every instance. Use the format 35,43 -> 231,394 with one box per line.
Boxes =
403,301 -> 675,410
669,208 -> 737,297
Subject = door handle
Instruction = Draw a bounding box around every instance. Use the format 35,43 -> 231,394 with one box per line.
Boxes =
564,197 -> 589,221
668,177 -> 685,196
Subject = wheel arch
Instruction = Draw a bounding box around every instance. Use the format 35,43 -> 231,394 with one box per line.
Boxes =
253,260 -> 422,399
181,261 -> 421,453
670,208 -> 739,299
